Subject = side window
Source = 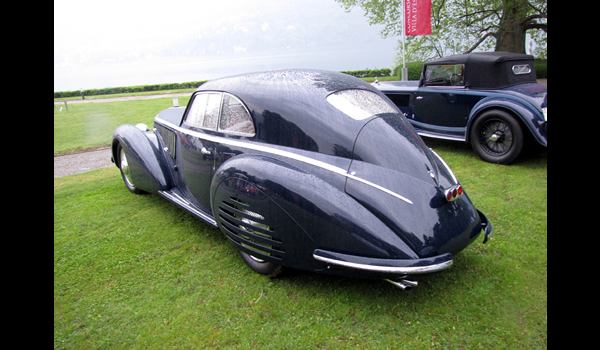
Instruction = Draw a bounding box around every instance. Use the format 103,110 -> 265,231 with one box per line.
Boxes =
185,93 -> 207,126
184,93 -> 221,129
203,93 -> 221,129
218,94 -> 255,135
424,64 -> 464,86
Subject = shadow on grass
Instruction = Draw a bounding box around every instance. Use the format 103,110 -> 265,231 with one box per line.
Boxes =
421,136 -> 547,167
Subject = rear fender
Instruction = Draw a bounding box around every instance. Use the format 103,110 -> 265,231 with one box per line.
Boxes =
210,155 -> 419,272
467,97 -> 547,147
111,124 -> 173,193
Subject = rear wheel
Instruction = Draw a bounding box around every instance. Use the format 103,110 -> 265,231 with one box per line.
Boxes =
470,110 -> 524,164
117,144 -> 143,194
237,249 -> 284,278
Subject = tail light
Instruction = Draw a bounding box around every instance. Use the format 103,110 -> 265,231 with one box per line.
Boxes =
445,185 -> 463,202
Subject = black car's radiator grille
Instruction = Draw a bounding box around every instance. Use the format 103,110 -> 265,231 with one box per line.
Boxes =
218,197 -> 284,260
155,124 -> 176,159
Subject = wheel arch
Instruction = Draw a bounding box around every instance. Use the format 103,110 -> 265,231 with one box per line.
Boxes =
466,98 -> 546,147
209,154 -> 419,273
111,124 -> 173,193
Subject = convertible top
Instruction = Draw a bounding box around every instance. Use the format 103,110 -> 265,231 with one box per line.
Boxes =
424,52 -> 537,89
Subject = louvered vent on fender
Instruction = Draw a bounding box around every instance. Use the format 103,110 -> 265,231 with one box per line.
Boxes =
155,124 -> 176,159
218,197 -> 284,259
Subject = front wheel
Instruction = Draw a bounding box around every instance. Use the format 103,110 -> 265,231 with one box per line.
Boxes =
117,144 -> 144,194
470,110 -> 524,164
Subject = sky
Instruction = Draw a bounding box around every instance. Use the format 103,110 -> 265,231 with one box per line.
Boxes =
54,0 -> 399,92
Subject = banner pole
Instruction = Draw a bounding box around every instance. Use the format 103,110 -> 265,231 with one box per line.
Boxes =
401,0 -> 408,80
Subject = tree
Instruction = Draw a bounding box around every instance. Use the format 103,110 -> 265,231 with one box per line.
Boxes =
336,0 -> 547,61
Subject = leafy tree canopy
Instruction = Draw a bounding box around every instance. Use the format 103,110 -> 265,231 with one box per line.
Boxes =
336,0 -> 547,63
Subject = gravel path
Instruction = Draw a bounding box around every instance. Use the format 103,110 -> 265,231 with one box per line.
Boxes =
54,148 -> 114,178
57,91 -> 191,104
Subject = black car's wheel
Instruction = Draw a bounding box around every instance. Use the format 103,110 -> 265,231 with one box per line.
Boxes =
117,144 -> 143,194
237,249 -> 283,278
470,110 -> 524,164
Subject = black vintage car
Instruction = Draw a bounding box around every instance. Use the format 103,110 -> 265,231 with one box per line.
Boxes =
111,69 -> 492,291
374,52 -> 547,164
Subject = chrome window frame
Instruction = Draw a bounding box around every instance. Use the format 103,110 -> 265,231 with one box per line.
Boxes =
183,91 -> 256,137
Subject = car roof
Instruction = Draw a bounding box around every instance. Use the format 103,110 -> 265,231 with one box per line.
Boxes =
424,51 -> 534,66
195,69 -> 392,156
424,52 -> 537,89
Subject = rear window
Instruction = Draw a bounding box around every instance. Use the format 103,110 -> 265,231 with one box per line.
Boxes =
327,89 -> 397,120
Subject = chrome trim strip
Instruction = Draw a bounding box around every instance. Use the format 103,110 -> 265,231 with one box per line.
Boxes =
159,190 -> 217,227
429,148 -> 458,184
417,130 -> 466,142
155,118 -> 413,205
312,252 -> 453,274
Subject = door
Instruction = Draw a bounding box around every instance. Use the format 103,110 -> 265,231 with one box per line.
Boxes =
177,92 -> 257,213
412,89 -> 468,128
178,92 -> 222,212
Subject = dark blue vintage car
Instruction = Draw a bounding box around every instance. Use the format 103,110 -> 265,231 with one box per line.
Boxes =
111,69 -> 492,291
373,52 -> 547,164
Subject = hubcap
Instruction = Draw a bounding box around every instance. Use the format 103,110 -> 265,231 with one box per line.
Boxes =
249,255 -> 266,263
120,149 -> 134,186
479,120 -> 513,156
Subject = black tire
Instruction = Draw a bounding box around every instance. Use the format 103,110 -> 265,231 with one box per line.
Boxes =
470,110 -> 524,164
117,144 -> 144,194
237,249 -> 283,278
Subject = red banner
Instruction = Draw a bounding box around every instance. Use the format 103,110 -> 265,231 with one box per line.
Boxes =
405,0 -> 432,36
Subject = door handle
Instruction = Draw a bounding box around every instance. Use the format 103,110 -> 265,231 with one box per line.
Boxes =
416,96 -> 424,100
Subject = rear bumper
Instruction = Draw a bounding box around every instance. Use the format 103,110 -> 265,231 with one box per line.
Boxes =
478,209 -> 493,243
313,208 -> 492,275
312,249 -> 454,275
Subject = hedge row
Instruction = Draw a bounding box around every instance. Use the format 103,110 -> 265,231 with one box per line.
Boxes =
341,68 -> 392,77
53,81 -> 207,98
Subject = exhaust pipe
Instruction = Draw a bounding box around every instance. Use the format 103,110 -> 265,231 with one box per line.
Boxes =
384,278 -> 418,291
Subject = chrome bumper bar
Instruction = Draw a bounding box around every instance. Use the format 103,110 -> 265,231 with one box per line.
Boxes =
312,249 -> 454,275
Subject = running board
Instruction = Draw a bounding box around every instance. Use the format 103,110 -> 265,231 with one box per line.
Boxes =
416,130 -> 466,142
158,189 -> 217,227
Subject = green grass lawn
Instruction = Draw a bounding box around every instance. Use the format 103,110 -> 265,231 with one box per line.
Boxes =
53,96 -> 192,155
54,100 -> 547,349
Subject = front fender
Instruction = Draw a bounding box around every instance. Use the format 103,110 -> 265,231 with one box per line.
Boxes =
467,97 -> 547,147
210,155 -> 420,273
111,124 -> 173,193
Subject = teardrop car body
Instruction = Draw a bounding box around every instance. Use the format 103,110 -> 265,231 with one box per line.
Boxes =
111,69 -> 492,289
